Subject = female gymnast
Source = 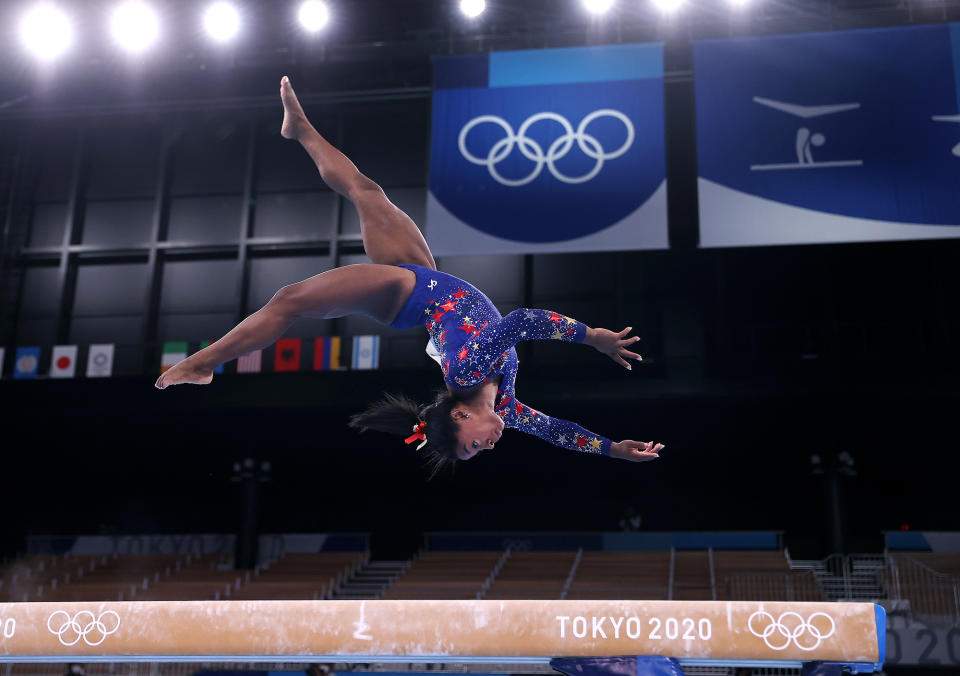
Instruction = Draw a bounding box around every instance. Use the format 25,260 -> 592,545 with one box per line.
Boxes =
156,76 -> 665,473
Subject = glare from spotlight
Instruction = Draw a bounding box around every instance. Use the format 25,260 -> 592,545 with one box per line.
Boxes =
652,0 -> 685,12
111,2 -> 160,52
583,0 -> 616,14
20,4 -> 74,61
727,0 -> 749,8
460,0 -> 486,18
298,1 -> 329,32
204,2 -> 240,42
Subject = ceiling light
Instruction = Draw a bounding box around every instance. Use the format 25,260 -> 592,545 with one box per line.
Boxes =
298,1 -> 330,32
20,4 -> 73,61
460,0 -> 486,18
583,0 -> 616,14
111,2 -> 160,53
204,2 -> 241,43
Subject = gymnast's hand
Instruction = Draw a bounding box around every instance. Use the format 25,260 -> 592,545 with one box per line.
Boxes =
611,440 -> 664,462
585,326 -> 643,370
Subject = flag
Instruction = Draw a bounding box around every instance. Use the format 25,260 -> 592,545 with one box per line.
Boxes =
313,336 -> 343,371
50,345 -> 78,378
161,342 -> 188,373
237,349 -> 262,373
199,340 -> 224,374
0,347 -> 4,379
13,346 -> 40,379
86,344 -> 115,378
274,338 -> 302,372
351,335 -> 380,370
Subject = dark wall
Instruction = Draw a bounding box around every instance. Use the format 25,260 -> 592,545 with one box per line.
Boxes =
1,298 -> 957,561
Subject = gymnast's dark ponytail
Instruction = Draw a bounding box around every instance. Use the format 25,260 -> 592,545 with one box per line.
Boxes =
348,390 -> 462,478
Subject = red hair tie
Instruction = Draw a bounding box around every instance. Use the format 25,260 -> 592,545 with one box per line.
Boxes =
405,421 -> 428,450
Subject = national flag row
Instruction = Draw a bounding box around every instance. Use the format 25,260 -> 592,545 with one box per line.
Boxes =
1,336 -> 381,380
160,336 -> 380,373
2,344 -> 115,380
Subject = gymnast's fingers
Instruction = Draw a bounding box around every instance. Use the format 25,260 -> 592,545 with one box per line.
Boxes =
620,348 -> 642,361
614,353 -> 632,370
617,326 -> 633,338
620,335 -> 640,346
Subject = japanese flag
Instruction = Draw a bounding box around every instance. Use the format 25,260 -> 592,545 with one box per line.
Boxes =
50,345 -> 78,378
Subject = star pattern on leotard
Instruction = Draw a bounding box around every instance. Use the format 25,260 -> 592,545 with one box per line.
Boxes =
407,267 -> 611,456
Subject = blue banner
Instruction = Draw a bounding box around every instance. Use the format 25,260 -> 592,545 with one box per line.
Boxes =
695,23 -> 960,248
427,43 -> 669,254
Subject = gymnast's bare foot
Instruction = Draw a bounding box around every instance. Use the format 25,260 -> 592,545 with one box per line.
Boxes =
280,76 -> 310,140
155,357 -> 214,390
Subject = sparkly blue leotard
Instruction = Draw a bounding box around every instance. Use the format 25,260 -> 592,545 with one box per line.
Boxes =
390,264 -> 611,456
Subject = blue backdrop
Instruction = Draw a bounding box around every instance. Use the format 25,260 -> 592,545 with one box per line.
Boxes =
427,43 -> 669,255
695,23 -> 960,248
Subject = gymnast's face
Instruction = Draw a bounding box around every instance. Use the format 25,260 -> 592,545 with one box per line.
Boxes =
451,407 -> 504,460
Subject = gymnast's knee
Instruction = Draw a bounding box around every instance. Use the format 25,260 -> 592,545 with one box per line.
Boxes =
346,175 -> 383,205
268,282 -> 311,316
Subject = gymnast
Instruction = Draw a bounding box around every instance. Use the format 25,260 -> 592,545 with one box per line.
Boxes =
156,76 -> 665,472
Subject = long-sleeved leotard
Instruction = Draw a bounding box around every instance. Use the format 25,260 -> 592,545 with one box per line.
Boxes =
390,264 -> 612,456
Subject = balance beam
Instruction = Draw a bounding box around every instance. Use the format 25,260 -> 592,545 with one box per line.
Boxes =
0,600 -> 885,672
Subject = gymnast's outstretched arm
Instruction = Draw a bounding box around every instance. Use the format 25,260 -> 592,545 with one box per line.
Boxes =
496,394 -> 664,462
473,308 -> 643,370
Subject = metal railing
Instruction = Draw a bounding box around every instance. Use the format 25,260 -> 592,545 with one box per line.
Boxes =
722,573 -> 822,602
787,551 -> 960,627
888,555 -> 960,626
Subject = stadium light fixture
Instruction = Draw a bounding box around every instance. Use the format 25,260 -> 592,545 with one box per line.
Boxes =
298,1 -> 330,32
460,0 -> 486,18
582,0 -> 616,14
651,0 -> 685,13
111,1 -> 160,53
19,3 -> 74,62
203,2 -> 241,43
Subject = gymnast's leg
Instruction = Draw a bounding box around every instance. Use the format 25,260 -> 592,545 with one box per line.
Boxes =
279,76 -> 437,270
154,263 -> 414,389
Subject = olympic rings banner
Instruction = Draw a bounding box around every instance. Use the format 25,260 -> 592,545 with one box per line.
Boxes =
427,43 -> 669,255
695,23 -> 960,248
